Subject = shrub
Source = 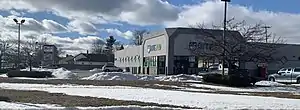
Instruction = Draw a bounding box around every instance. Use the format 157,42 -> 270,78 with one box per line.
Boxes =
0,68 -> 17,74
202,69 -> 253,87
202,73 -> 228,84
6,70 -> 54,78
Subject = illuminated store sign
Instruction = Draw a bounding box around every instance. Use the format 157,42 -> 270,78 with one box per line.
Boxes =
147,44 -> 162,53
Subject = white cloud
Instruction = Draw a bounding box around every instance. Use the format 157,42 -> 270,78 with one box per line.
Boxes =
105,28 -> 134,39
165,1 -> 300,44
25,34 -> 104,56
42,19 -> 68,33
67,20 -> 98,35
0,15 -> 101,56
0,15 -> 67,34
9,10 -> 21,16
0,0 -> 180,26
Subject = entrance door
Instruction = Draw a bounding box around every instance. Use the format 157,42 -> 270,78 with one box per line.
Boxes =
174,56 -> 189,74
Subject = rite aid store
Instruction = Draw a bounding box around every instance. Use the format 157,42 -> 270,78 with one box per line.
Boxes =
114,28 -> 241,75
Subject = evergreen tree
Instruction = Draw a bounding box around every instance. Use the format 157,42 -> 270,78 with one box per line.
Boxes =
119,45 -> 124,50
105,36 -> 116,54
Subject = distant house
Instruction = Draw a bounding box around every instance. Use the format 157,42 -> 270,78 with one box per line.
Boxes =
59,53 -> 114,70
73,53 -> 114,65
59,55 -> 74,65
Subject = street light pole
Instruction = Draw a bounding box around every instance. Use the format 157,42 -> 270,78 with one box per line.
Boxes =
221,0 -> 230,76
262,25 -> 271,43
13,19 -> 25,68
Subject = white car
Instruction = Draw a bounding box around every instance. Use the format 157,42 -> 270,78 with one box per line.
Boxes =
101,65 -> 123,72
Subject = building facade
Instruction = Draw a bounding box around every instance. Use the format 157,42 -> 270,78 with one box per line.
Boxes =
242,44 -> 300,75
115,28 -> 242,75
42,45 -> 59,66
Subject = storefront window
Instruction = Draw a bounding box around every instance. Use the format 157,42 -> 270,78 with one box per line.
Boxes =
144,57 -> 148,67
153,56 -> 157,66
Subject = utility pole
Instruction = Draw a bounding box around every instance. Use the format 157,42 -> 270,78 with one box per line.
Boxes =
262,25 -> 271,43
221,0 -> 230,76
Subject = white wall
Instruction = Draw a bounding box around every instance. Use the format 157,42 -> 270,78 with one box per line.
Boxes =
114,46 -> 142,68
143,34 -> 167,57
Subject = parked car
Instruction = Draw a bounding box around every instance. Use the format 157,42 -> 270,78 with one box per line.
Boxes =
268,67 -> 300,84
101,64 -> 123,72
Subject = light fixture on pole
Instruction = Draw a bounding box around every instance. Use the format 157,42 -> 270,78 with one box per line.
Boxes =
221,0 -> 230,76
13,18 -> 25,68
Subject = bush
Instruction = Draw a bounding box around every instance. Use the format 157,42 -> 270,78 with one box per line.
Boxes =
202,73 -> 227,84
202,69 -> 253,87
6,70 -> 54,78
0,68 -> 17,74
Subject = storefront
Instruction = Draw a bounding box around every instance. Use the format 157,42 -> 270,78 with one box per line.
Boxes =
115,28 -> 241,75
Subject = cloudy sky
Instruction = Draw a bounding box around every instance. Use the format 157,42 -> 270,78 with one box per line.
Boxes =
0,0 -> 300,55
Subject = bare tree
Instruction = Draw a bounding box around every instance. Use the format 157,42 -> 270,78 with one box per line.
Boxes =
131,30 -> 148,45
91,39 -> 105,54
0,40 -> 13,69
189,18 -> 285,73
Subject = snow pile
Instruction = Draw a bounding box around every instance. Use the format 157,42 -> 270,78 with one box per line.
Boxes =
255,81 -> 285,87
0,74 -> 7,77
89,68 -> 102,72
51,68 -> 78,79
83,72 -> 202,82
21,67 -> 78,79
157,74 -> 202,82
139,75 -> 157,81
82,72 -> 139,80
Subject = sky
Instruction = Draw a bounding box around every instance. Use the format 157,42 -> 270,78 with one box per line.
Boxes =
0,0 -> 300,56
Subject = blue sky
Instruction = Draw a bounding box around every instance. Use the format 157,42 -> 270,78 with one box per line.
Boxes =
0,0 -> 299,55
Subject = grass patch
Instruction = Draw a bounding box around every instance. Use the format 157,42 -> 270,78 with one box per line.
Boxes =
0,89 -> 199,109
0,77 -> 187,89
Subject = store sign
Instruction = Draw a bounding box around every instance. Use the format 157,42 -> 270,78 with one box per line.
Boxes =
188,41 -> 211,50
188,42 -> 201,50
43,45 -> 53,52
147,44 -> 162,53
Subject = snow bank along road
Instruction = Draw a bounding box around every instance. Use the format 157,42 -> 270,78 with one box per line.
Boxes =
1,83 -> 300,109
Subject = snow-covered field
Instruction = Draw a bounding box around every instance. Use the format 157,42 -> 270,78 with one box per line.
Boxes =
0,101 -> 64,109
0,101 -> 180,110
1,83 -> 300,109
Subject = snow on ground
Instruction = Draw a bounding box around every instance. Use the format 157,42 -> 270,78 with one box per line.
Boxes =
76,105 -> 183,110
0,74 -> 7,77
0,101 -> 178,110
0,101 -> 64,109
156,74 -> 202,82
82,72 -> 140,80
51,68 -> 78,79
21,67 -> 78,79
189,83 -> 300,93
1,83 -> 300,109
82,72 -> 202,82
255,81 -> 286,87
